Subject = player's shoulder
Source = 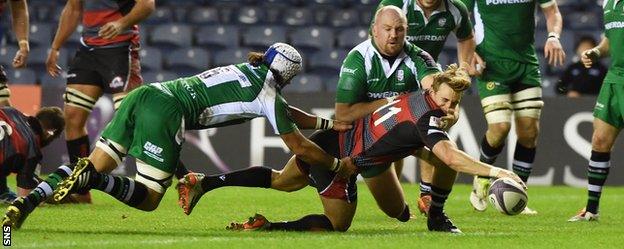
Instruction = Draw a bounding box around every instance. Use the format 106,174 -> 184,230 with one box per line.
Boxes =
448,0 -> 469,12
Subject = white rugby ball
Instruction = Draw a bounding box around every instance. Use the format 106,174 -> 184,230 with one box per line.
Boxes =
488,177 -> 528,215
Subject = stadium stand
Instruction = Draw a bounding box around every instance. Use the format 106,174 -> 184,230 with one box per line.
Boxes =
0,0 -> 606,90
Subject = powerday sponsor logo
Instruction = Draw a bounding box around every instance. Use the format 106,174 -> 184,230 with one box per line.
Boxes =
143,141 -> 164,162
485,0 -> 532,5
605,21 -> 624,30
367,91 -> 407,99
407,35 -> 446,42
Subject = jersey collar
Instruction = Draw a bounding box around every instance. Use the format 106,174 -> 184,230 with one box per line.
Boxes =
414,0 -> 448,24
370,39 -> 409,79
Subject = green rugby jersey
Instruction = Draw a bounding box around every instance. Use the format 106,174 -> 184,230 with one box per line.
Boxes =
152,63 -> 296,134
462,0 -> 554,65
336,39 -> 440,103
377,0 -> 473,60
604,0 -> 624,78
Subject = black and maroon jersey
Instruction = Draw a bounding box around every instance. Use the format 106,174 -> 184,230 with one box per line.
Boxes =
0,107 -> 42,189
340,91 -> 449,168
82,0 -> 139,48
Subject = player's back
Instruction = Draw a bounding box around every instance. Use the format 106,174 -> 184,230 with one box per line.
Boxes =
82,0 -> 139,47
341,91 -> 447,167
154,63 -> 283,130
0,107 -> 41,171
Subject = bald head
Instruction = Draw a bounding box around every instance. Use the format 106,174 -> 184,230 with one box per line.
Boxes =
372,6 -> 407,57
373,5 -> 407,27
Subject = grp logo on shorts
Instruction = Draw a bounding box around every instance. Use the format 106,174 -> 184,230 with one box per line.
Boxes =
486,81 -> 498,91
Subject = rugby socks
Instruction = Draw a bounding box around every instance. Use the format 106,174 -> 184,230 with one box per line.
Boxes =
66,135 -> 90,164
512,143 -> 536,183
0,177 -> 8,193
419,181 -> 432,196
269,214 -> 334,231
174,161 -> 191,180
93,174 -> 148,208
429,186 -> 451,216
480,136 -> 504,165
201,166 -> 272,192
21,165 -> 73,212
586,151 -> 610,214
478,136 -> 505,180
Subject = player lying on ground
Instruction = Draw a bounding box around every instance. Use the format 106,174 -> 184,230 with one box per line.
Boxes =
177,65 -> 524,233
2,43 -> 355,229
0,106 -> 69,203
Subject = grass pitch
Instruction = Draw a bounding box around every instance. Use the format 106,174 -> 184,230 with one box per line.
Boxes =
7,183 -> 623,248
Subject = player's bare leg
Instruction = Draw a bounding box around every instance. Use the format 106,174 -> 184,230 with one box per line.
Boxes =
364,165 -> 411,222
228,196 -> 356,232
569,119 -> 620,221
178,156 -> 308,215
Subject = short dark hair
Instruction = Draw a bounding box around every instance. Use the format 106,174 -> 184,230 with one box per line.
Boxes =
575,35 -> 597,50
36,106 -> 65,139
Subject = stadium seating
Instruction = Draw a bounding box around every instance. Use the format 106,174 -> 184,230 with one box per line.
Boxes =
0,46 -> 18,67
337,26 -> 368,49
0,0 -> 609,94
283,73 -> 323,93
187,7 -> 220,25
6,68 -> 37,84
149,23 -> 193,49
195,25 -> 240,50
139,46 -> 164,72
143,71 -> 180,84
39,73 -> 66,87
289,27 -> 335,52
242,25 -> 287,50
166,47 -> 211,75
213,48 -> 249,67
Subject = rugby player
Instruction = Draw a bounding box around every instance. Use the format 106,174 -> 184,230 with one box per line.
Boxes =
375,0 -> 476,214
462,0 -> 565,214
569,0 -> 623,222
2,43 -> 355,229
45,0 -> 157,174
0,107 -> 64,203
178,65 -> 524,233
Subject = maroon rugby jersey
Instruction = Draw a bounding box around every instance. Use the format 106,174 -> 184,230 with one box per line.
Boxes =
339,91 -> 449,168
82,0 -> 139,48
0,107 -> 42,189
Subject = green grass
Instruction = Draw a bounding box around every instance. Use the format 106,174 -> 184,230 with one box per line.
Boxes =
7,183 -> 623,248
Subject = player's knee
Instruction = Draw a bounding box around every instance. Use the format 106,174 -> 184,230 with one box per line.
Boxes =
95,138 -> 127,167
591,132 -> 615,152
488,122 -> 511,143
516,126 -> 539,145
481,95 -> 512,125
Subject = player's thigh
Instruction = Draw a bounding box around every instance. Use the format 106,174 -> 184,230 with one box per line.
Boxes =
64,84 -> 103,125
271,156 -> 309,192
478,60 -> 526,124
364,165 -> 405,217
129,89 -> 184,194
320,196 -> 357,232
100,86 -> 149,157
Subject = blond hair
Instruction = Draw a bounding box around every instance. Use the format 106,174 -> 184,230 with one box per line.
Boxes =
431,64 -> 471,92
247,51 -> 264,66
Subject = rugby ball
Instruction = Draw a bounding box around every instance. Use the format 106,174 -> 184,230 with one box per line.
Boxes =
488,177 -> 528,215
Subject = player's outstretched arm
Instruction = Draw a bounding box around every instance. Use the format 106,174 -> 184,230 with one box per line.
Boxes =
98,0 -> 155,39
8,0 -> 29,68
431,140 -> 525,186
335,98 -> 389,123
287,105 -> 352,132
47,0 -> 82,77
